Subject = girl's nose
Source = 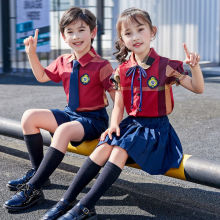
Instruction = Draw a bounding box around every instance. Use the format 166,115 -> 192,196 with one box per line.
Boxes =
132,34 -> 139,41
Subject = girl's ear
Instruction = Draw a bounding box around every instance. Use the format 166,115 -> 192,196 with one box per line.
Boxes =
91,27 -> 97,39
151,26 -> 157,38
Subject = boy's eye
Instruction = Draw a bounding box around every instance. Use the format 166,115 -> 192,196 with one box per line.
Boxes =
138,28 -> 144,32
79,29 -> 85,32
125,32 -> 130,36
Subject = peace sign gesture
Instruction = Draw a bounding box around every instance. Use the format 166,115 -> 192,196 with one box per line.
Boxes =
23,29 -> 39,54
183,43 -> 200,67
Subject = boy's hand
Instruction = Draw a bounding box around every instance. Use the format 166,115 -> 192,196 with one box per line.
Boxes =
23,29 -> 39,54
100,125 -> 120,141
183,43 -> 200,67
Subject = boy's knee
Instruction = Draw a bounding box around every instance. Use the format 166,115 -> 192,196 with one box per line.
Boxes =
53,123 -> 73,140
21,109 -> 36,129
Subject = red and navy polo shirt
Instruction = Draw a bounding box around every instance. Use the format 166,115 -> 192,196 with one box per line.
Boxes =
44,47 -> 114,111
113,48 -> 187,117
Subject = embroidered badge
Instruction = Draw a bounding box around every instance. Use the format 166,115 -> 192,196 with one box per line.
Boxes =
147,76 -> 159,89
80,74 -> 90,85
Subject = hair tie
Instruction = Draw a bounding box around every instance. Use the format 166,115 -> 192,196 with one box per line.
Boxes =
82,8 -> 86,15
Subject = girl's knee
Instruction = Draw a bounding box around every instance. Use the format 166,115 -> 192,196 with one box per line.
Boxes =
109,146 -> 128,169
90,143 -> 113,166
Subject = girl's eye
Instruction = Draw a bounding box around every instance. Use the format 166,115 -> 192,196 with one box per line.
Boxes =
138,28 -> 144,32
79,29 -> 85,32
67,31 -> 73,34
125,32 -> 130,36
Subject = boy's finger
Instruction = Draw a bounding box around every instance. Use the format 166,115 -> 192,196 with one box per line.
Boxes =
34,29 -> 39,40
183,43 -> 190,58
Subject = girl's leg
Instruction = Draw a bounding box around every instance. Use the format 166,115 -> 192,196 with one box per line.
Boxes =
41,143 -> 113,219
62,146 -> 128,218
62,143 -> 113,203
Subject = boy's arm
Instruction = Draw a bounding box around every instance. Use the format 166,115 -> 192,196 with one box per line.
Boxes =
24,29 -> 50,83
180,43 -> 204,94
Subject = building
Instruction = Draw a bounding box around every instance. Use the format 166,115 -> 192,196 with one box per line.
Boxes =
0,0 -> 220,74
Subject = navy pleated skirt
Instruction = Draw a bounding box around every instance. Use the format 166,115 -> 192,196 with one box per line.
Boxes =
98,116 -> 183,175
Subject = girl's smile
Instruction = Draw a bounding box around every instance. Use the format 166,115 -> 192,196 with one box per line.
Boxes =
121,19 -> 155,61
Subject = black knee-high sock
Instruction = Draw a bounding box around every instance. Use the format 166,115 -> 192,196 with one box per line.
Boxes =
79,161 -> 122,209
24,133 -> 44,170
63,157 -> 102,203
28,147 -> 64,189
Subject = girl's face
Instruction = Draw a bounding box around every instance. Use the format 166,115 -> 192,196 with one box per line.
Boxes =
121,19 -> 154,60
62,20 -> 96,59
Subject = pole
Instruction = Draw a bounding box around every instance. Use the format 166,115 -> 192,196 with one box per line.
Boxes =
1,0 -> 11,73
0,116 -> 220,189
96,0 -> 104,56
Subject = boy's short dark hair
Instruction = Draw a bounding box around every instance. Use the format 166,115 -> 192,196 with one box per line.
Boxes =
59,7 -> 96,34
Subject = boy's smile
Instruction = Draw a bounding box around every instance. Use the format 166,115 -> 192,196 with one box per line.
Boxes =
63,20 -> 96,59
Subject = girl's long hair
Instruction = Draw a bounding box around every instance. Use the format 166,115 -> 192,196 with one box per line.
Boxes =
114,8 -> 156,64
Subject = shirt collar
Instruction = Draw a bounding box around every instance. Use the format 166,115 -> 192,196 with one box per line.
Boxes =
67,47 -> 97,67
130,48 -> 159,69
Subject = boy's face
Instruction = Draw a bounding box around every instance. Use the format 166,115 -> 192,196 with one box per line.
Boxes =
62,20 -> 96,58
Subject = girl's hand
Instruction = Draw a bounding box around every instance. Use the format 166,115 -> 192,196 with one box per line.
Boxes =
23,29 -> 39,54
100,125 -> 120,141
183,43 -> 200,67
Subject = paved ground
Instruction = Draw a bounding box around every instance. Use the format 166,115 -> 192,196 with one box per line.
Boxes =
0,70 -> 220,219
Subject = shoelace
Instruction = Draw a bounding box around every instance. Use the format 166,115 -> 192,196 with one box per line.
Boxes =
126,65 -> 147,111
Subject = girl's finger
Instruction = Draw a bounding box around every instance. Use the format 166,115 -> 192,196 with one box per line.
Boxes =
108,131 -> 112,140
183,43 -> 190,59
116,127 -> 120,136
192,53 -> 197,66
196,55 -> 200,64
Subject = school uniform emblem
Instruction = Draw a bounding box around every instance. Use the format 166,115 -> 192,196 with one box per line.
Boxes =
80,74 -> 90,85
147,76 -> 158,89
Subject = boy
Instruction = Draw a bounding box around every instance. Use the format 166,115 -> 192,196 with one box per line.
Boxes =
4,7 -> 114,212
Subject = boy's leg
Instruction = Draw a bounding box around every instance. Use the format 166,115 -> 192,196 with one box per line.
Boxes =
59,146 -> 128,219
28,120 -> 85,188
4,121 -> 84,211
41,144 -> 113,220
7,109 -> 58,191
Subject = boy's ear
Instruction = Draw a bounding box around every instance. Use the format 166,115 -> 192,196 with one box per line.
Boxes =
61,33 -> 66,42
91,27 -> 97,39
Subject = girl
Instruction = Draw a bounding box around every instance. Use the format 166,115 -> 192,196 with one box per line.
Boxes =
42,7 -> 204,220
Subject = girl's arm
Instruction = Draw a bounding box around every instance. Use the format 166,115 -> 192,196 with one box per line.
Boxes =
179,43 -> 204,94
100,90 -> 124,140
24,29 -> 50,83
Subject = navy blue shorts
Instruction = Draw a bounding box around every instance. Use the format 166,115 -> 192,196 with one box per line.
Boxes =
51,106 -> 109,146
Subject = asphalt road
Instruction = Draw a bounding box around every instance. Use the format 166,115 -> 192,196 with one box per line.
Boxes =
0,73 -> 220,219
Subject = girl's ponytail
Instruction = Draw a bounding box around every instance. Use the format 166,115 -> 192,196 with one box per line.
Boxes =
114,40 -> 130,64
